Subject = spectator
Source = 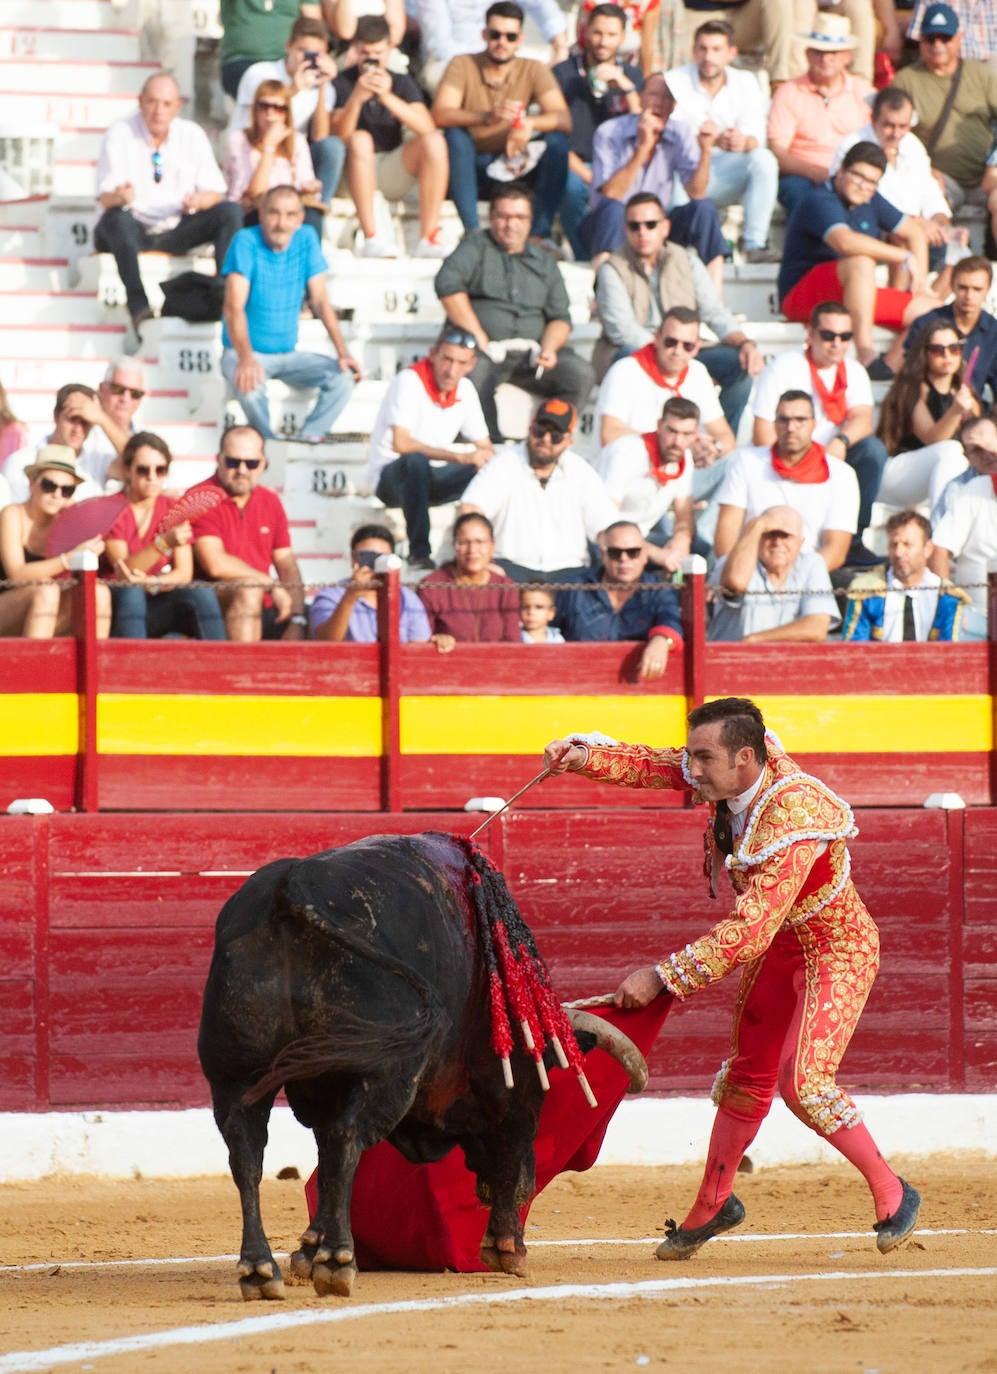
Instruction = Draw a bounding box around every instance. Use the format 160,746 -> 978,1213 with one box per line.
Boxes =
708,504 -> 840,642
665,20 -> 778,262
232,16 -> 346,209
323,0 -> 406,49
894,3 -> 997,258
4,382 -> 133,504
831,87 -> 963,284
520,583 -> 564,640
578,71 -> 728,287
310,523 -> 432,641
844,507 -> 970,640
591,190 -> 761,431
221,185 -> 361,444
576,0 -> 660,70
418,0 -> 570,94
431,3 -> 571,245
876,322 -> 978,516
596,309 -> 735,453
459,397 -> 618,581
714,390 -> 861,572
225,80 -> 325,236
331,15 -> 449,257
901,257 -> 997,403
777,141 -> 940,376
681,0 -> 878,88
752,301 -> 888,565
904,0 -> 997,62
190,424 -> 307,642
417,512 -> 521,649
0,379 -> 27,470
95,74 -> 242,341
219,0 -> 326,98
595,394 -> 697,572
552,3 -> 644,261
929,415 -> 997,627
0,446 -> 111,639
104,432 -> 227,641
767,15 -> 872,221
556,518 -> 682,680
435,184 -> 594,443
368,325 -> 492,570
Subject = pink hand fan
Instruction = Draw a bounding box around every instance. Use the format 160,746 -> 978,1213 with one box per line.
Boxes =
45,492 -> 130,558
154,486 -> 227,535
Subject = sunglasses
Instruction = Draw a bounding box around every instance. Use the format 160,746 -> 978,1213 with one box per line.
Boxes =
440,326 -> 479,350
486,26 -> 519,39
133,463 -> 169,477
606,546 -> 643,559
817,328 -> 854,342
660,336 -> 697,352
927,341 -> 962,356
256,100 -> 289,112
626,218 -> 663,231
39,476 -> 78,497
530,422 -> 566,438
151,149 -> 163,183
223,456 -> 262,470
922,32 -> 954,43
108,381 -> 145,400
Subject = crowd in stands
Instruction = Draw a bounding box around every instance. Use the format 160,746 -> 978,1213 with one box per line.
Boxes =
3,0 -> 997,650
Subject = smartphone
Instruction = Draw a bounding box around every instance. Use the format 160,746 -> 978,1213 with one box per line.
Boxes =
355,550 -> 378,569
361,58 -> 379,72
304,50 -> 321,70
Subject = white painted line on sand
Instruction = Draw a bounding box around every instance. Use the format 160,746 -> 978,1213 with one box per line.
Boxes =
1,1267 -> 995,1373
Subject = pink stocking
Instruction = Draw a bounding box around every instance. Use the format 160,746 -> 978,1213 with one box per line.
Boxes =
825,1121 -> 903,1220
682,1103 -> 766,1230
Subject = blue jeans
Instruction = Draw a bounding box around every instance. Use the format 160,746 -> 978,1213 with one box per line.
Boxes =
221,348 -> 355,441
559,166 -> 591,261
698,344 -> 751,438
375,453 -> 475,560
310,135 -> 347,205
778,174 -> 814,222
848,435 -> 888,542
674,147 -> 777,250
443,127 -> 569,239
94,201 -> 243,316
111,583 -> 227,639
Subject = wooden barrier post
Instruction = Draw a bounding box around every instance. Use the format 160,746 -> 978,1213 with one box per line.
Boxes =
377,559 -> 402,812
989,571 -> 997,807
70,552 -> 100,813
680,554 -> 707,711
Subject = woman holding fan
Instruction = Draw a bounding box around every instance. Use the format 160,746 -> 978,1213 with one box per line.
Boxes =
105,433 -> 226,640
0,445 -> 112,638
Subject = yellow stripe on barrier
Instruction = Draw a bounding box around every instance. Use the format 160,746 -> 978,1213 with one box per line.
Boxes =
401,695 -> 690,755
97,695 -> 382,756
729,694 -> 993,753
0,694 -> 79,754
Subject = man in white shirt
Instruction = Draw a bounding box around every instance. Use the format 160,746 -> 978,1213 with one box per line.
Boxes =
94,74 -> 242,338
459,397 -> 617,580
368,325 -> 493,570
232,15 -> 345,206
930,415 -> 997,621
3,381 -> 133,503
714,389 -> 861,571
709,503 -> 840,642
666,19 -> 778,261
751,301 -> 887,565
844,507 -> 970,640
595,394 -> 698,573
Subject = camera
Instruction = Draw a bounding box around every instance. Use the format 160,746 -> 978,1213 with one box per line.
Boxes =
354,550 -> 378,569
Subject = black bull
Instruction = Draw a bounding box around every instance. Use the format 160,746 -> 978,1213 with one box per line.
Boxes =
198,831 -> 643,1299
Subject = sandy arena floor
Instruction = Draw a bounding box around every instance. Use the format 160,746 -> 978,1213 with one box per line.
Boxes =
1,1157 -> 995,1374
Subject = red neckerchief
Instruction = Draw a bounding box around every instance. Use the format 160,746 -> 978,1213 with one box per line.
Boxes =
771,441 -> 830,484
643,432 -> 686,486
806,348 -> 848,426
632,342 -> 688,393
991,475 -> 997,499
410,356 -> 459,409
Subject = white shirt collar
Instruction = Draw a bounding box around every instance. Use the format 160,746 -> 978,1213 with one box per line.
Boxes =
728,768 -> 766,817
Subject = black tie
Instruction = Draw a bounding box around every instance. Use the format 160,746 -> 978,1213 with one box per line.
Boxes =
902,594 -> 917,642
713,799 -> 733,856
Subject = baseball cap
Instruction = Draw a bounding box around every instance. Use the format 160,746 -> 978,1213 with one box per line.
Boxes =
531,398 -> 577,434
921,3 -> 959,37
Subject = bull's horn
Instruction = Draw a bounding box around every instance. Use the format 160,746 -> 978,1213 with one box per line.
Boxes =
564,1008 -> 648,1094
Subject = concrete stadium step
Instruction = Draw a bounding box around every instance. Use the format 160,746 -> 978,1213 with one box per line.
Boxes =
0,287 -> 103,324
53,162 -> 99,200
0,57 -> 159,94
0,355 -> 117,393
0,25 -> 141,62
0,319 -> 129,357
4,90 -> 138,129
56,129 -> 105,162
0,255 -> 71,290
223,378 -> 390,444
0,224 -> 40,254
0,0 -> 132,23
10,386 -> 200,425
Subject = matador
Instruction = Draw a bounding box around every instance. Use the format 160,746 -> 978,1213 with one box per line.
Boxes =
543,695 -> 921,1258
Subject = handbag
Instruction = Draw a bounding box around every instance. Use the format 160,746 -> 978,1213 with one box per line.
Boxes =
159,270 -> 225,323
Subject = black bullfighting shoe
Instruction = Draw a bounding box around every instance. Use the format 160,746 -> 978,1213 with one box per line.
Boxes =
655,1194 -> 746,1261
873,1178 -> 921,1253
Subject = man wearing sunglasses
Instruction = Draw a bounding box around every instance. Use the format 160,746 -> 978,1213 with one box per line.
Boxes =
189,424 -> 307,642
752,302 -> 887,566
929,415 -> 997,635
3,380 -> 134,504
894,3 -> 997,257
95,73 -> 241,342
418,0 -> 569,93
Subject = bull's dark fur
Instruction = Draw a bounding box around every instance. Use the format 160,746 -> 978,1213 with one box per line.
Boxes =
198,831 -> 548,1298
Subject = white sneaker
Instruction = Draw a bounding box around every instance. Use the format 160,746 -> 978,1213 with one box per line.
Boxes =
415,229 -> 449,258
361,233 -> 398,259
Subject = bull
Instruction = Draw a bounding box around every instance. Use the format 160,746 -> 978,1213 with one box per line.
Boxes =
198,831 -> 643,1300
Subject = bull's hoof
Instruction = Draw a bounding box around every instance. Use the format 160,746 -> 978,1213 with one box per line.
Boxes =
311,1246 -> 357,1298
480,1234 -> 529,1279
236,1259 -> 286,1301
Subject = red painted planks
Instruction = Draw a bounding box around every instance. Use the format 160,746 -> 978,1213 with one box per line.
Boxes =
95,756 -> 382,811
97,640 -> 380,695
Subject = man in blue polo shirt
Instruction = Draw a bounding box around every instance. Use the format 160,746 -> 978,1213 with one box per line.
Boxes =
220,184 -> 363,443
777,141 -> 941,377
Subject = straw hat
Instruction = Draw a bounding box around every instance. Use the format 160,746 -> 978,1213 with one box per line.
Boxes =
24,444 -> 86,484
798,13 -> 858,49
